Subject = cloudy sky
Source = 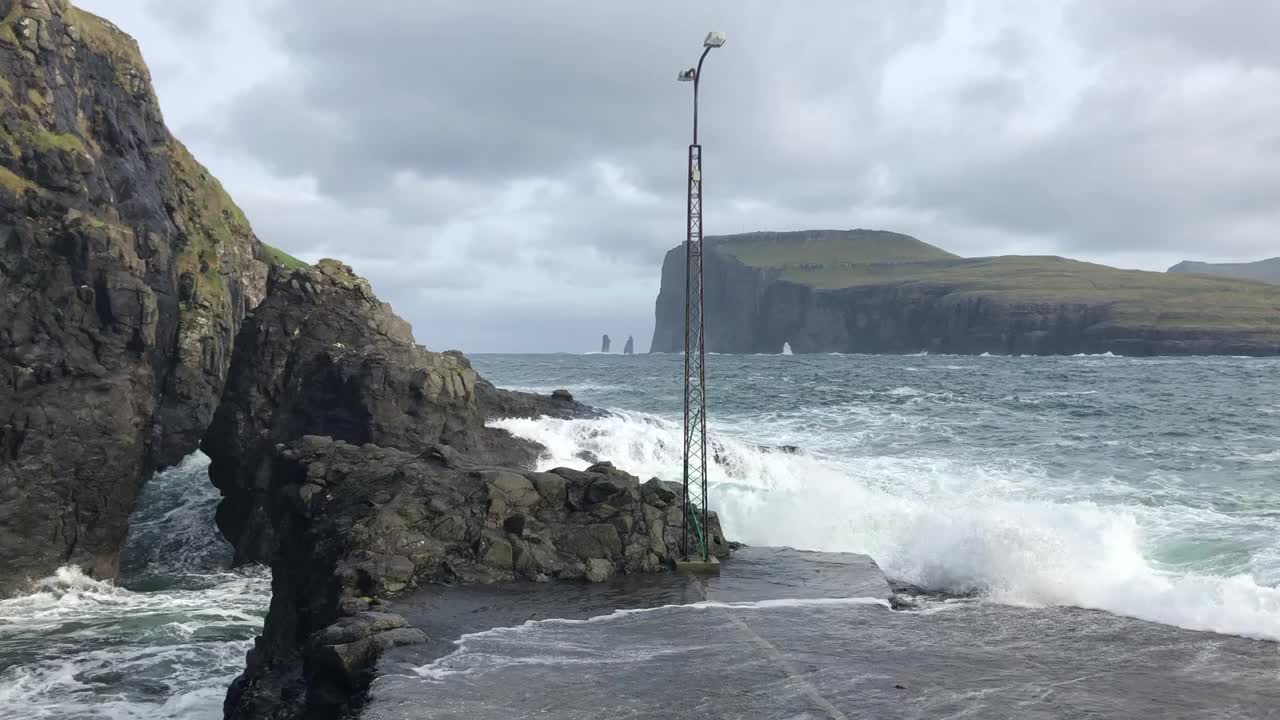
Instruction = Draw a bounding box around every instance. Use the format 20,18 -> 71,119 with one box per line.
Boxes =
78,0 -> 1280,352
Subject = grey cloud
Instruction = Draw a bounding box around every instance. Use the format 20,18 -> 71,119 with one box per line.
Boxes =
1071,0 -> 1280,69
77,0 -> 1280,351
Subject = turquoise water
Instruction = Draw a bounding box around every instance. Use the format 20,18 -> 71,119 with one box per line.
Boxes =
476,352 -> 1280,639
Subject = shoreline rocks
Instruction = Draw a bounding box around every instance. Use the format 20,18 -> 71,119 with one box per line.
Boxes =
207,262 -> 728,719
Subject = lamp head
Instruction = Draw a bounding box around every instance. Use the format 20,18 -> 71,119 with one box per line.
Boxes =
704,31 -> 726,48
677,68 -> 696,82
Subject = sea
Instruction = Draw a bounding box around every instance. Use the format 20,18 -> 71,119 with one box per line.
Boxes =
2,352 -> 1278,718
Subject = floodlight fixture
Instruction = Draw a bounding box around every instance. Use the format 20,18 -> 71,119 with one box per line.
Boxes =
704,32 -> 726,48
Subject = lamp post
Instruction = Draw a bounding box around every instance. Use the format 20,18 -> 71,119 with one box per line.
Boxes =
676,32 -> 724,563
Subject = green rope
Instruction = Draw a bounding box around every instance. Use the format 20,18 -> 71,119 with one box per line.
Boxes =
687,503 -> 707,559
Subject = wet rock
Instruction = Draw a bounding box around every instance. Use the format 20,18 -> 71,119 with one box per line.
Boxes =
308,612 -> 427,690
225,436 -> 729,719
585,558 -> 615,583
475,382 -> 603,422
208,260 -> 731,719
0,3 -> 269,596
641,478 -> 680,505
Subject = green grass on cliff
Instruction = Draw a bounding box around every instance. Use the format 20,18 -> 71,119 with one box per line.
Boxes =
0,164 -> 33,193
714,229 -> 959,272
705,231 -> 1280,333
65,6 -> 147,72
262,244 -> 309,270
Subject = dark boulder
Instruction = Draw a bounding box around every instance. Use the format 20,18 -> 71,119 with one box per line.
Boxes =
475,380 -> 603,422
203,259 -> 538,565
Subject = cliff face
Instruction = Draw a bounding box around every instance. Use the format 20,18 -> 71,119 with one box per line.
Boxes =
652,242 -> 781,354
0,1 -> 270,595
652,235 -> 1280,356
207,262 -> 727,719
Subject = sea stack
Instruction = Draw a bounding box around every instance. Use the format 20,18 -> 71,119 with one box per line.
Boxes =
601,334 -> 611,353
624,336 -> 635,355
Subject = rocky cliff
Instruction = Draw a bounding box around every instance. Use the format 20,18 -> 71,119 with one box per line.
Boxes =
0,0 -> 293,595
652,230 -> 1280,356
1169,257 -> 1280,285
207,262 -> 728,719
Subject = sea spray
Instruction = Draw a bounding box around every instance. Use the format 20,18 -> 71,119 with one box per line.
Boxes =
0,455 -> 270,719
492,411 -> 1280,641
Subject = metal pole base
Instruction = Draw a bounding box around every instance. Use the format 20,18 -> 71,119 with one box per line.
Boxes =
674,556 -> 721,575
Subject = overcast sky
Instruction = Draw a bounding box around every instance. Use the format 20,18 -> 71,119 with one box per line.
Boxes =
78,0 -> 1280,353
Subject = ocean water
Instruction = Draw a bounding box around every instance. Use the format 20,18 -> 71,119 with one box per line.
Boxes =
2,352 -> 1278,718
478,352 -> 1280,641
0,454 -> 269,720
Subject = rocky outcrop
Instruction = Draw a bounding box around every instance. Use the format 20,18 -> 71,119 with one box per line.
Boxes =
0,1 -> 276,595
1169,258 -> 1280,285
474,380 -> 602,422
204,260 -> 523,565
652,238 -> 1280,356
624,335 -> 635,355
207,261 -> 727,719
601,333 -> 611,353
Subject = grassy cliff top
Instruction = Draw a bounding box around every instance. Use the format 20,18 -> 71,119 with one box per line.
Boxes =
1169,258 -> 1280,285
806,254 -> 1280,331
705,231 -> 1280,332
713,229 -> 958,272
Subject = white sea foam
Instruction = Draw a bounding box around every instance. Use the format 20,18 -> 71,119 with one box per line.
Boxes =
0,450 -> 270,719
412,596 -> 889,680
492,413 -> 1280,642
0,565 -> 268,719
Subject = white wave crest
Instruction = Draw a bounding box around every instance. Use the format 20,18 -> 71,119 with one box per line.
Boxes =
492,414 -> 1280,642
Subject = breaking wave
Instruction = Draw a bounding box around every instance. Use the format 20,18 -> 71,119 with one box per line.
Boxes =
492,411 -> 1280,642
0,455 -> 270,719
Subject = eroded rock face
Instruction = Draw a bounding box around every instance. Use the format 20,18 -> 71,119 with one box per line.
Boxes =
0,1 -> 268,595
204,259 -> 506,565
228,439 -> 726,719
207,262 -> 727,719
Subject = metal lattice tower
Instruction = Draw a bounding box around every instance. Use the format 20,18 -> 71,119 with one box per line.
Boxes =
682,142 -> 709,561
677,32 -> 724,564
